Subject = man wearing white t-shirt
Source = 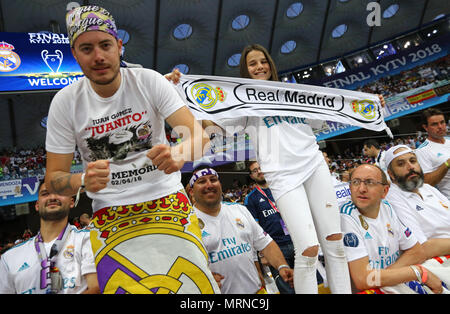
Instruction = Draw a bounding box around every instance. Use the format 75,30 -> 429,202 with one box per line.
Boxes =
0,181 -> 99,294
44,6 -> 217,294
340,164 -> 444,294
385,145 -> 450,259
415,108 -> 450,199
189,167 -> 294,294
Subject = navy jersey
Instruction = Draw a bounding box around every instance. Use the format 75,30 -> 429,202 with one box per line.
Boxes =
244,187 -> 292,246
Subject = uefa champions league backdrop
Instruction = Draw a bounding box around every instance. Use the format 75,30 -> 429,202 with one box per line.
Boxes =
0,32 -> 84,93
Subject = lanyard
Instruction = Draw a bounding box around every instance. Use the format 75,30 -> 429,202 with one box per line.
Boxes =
34,224 -> 71,294
255,186 -> 279,213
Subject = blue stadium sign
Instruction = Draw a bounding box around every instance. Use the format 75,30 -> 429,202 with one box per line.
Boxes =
0,32 -> 83,93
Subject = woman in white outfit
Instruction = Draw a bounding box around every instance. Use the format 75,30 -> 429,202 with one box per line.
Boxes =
168,44 -> 385,293
233,44 -> 351,293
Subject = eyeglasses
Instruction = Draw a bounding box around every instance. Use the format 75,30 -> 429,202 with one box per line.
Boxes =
350,178 -> 385,187
250,167 -> 261,174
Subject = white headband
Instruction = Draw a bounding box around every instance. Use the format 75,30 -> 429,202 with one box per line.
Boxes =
189,168 -> 219,187
384,144 -> 415,167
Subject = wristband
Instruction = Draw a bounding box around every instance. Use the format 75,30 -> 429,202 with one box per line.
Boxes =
410,265 -> 422,284
417,265 -> 428,284
445,160 -> 450,169
74,172 -> 85,207
277,264 -> 290,272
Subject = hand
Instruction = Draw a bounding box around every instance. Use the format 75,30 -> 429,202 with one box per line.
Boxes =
164,68 -> 181,84
377,94 -> 386,108
424,268 -> 444,294
279,267 -> 294,288
85,160 -> 110,193
212,272 -> 224,289
147,144 -> 184,174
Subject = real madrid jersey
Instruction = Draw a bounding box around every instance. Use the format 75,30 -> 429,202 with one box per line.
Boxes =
340,200 -> 418,269
194,202 -> 273,294
0,226 -> 96,294
415,137 -> 450,199
386,183 -> 450,244
215,116 -> 323,201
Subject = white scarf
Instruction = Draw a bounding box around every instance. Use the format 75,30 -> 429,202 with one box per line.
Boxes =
175,74 -> 392,137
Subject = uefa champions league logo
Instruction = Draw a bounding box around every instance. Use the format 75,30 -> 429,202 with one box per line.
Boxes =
41,49 -> 63,73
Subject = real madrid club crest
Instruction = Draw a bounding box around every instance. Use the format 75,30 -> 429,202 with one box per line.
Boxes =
351,99 -> 376,120
63,245 -> 75,259
236,218 -> 245,229
0,41 -> 21,72
191,82 -> 226,109
387,224 -> 394,237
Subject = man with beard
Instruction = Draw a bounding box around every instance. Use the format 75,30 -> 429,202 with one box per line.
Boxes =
385,145 -> 450,259
0,181 -> 99,294
340,164 -> 445,294
415,108 -> 450,199
244,161 -> 295,294
189,166 -> 294,294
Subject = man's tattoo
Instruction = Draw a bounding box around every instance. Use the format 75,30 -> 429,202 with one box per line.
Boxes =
51,173 -> 73,195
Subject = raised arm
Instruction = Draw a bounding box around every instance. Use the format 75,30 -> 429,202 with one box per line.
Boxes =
45,151 -> 80,196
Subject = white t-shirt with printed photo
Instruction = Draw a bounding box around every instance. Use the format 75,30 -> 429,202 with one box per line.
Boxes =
215,116 -> 323,201
194,202 -> 273,294
340,200 -> 418,269
0,226 -> 96,294
46,68 -> 186,211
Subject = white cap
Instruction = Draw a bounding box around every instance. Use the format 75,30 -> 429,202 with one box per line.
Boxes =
384,144 -> 415,168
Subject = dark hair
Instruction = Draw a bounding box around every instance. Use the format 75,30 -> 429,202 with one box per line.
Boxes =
239,44 -> 279,81
247,160 -> 258,170
349,163 -> 389,185
36,178 -> 75,201
422,108 -> 445,125
363,139 -> 380,149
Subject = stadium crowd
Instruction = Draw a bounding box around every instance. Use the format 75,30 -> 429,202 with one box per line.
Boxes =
357,56 -> 449,98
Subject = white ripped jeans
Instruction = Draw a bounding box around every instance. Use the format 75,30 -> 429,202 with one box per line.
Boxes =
276,159 -> 351,294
